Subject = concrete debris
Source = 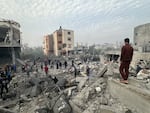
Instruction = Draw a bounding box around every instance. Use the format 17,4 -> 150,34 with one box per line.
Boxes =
56,78 -> 68,89
76,77 -> 88,90
95,87 -> 101,93
49,93 -> 72,113
125,109 -> 133,113
35,107 -> 49,113
146,82 -> 150,89
100,96 -> 108,105
0,107 -> 15,113
0,56 -> 148,113
30,85 -> 42,97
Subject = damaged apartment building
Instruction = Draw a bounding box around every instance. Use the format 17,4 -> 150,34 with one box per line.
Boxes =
43,26 -> 74,56
0,19 -> 21,64
134,23 -> 150,52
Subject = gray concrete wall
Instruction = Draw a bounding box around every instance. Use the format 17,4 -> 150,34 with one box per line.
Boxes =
134,23 -> 150,48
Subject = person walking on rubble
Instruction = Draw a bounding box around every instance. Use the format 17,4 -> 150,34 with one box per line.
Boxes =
41,63 -> 43,71
26,64 -> 30,76
73,65 -> 77,80
64,61 -> 68,69
51,61 -> 54,69
71,60 -> 74,67
48,59 -> 51,65
119,38 -> 133,84
56,61 -> 59,69
13,64 -> 16,73
44,65 -> 48,75
86,65 -> 90,80
59,61 -> 62,69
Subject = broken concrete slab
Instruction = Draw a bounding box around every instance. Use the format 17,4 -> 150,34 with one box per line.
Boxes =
97,65 -> 107,77
146,82 -> 150,90
69,100 -> 83,113
108,78 -> 150,113
75,77 -> 88,91
100,96 -> 108,105
0,107 -> 15,113
50,93 -> 72,113
34,107 -> 49,113
30,85 -> 42,97
71,78 -> 106,111
56,78 -> 68,89
64,86 -> 77,97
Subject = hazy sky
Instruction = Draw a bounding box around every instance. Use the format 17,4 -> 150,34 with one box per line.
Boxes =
0,0 -> 150,47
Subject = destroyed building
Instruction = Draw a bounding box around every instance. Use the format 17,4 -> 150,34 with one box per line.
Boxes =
0,19 -> 21,64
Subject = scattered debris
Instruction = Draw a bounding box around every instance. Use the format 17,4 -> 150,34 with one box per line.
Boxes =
0,56 -> 149,113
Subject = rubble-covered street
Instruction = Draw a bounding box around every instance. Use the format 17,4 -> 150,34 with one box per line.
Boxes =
1,55 -> 150,113
1,2 -> 150,112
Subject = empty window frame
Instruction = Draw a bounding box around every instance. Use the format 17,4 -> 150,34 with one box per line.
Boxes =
68,32 -> 71,35
68,37 -> 71,41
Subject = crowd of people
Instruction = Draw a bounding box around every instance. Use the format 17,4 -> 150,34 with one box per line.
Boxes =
0,57 -> 92,99
40,58 -> 91,79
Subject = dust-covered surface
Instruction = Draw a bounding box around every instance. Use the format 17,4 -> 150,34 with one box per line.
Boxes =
0,56 -> 149,113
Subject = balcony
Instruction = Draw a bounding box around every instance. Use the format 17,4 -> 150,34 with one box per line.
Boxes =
0,42 -> 21,47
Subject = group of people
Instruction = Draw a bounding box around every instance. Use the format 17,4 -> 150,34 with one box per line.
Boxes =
40,60 -> 68,75
22,62 -> 39,76
0,64 -> 16,98
20,38 -> 133,85
40,58 -> 91,79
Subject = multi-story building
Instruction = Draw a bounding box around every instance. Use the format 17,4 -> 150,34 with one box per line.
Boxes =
43,34 -> 54,56
43,26 -> 74,56
134,23 -> 150,52
0,19 -> 21,64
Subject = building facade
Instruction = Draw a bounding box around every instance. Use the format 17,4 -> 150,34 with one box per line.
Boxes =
43,34 -> 54,56
43,26 -> 74,56
134,23 -> 150,52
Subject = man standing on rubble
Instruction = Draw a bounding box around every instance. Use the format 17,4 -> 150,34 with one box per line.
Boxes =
119,38 -> 133,84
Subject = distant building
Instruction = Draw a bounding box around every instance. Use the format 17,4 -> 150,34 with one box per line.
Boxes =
43,26 -> 74,56
43,34 -> 54,56
134,23 -> 150,52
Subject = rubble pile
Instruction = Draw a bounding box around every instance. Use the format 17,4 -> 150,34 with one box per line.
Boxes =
0,58 -> 138,113
106,59 -> 150,91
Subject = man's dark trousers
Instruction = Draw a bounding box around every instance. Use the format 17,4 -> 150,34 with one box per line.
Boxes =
119,61 -> 130,80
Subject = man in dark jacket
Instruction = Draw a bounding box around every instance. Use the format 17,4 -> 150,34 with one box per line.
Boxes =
119,38 -> 133,84
86,65 -> 90,80
64,61 -> 68,69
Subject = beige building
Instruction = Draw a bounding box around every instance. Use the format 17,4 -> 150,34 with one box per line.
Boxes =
43,26 -> 74,56
43,34 -> 54,56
